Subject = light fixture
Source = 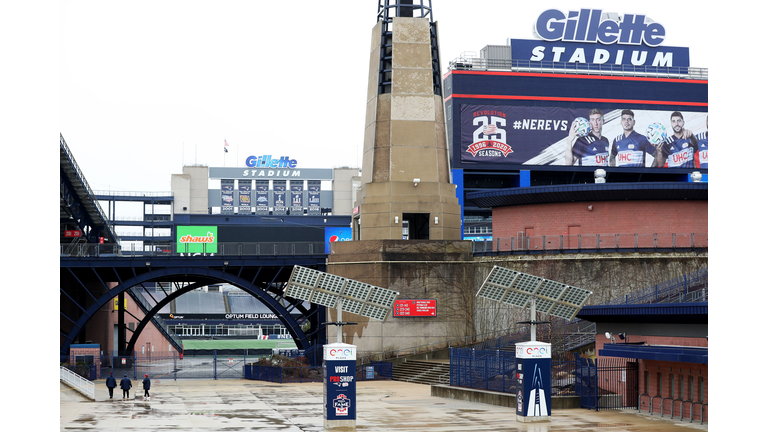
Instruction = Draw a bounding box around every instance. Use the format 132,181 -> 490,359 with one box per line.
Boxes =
594,169 -> 606,183
223,261 -> 229,267
691,171 -> 702,182
145,262 -> 151,267
413,178 -> 420,186
394,216 -> 399,224
434,216 -> 439,225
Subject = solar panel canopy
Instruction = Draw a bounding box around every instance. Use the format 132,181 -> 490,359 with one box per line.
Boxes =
476,265 -> 592,321
284,266 -> 400,321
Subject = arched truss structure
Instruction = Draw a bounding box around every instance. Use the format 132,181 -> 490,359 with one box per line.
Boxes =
60,257 -> 327,358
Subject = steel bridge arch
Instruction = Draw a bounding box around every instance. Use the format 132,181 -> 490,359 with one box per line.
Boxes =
60,266 -> 313,356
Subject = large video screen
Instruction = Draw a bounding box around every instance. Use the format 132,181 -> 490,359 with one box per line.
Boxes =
460,105 -> 708,169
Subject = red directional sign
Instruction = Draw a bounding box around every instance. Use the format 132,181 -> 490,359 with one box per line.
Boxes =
64,230 -> 82,237
393,299 -> 436,317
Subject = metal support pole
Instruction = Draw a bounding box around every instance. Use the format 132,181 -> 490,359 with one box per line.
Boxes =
337,300 -> 343,343
530,298 -> 537,342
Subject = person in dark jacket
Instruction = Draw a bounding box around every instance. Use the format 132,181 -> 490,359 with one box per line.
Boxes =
142,374 -> 151,400
119,374 -> 132,399
105,372 -> 117,399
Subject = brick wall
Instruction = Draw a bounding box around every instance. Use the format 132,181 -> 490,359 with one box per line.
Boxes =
493,200 -> 707,238
69,346 -> 101,377
596,335 -> 707,422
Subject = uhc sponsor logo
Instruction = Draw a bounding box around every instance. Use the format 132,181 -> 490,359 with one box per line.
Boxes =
535,9 -> 665,47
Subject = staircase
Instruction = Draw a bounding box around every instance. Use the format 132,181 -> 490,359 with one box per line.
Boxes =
392,360 -> 451,385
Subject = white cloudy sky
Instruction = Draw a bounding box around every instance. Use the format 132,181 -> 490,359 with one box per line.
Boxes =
57,0 -> 718,193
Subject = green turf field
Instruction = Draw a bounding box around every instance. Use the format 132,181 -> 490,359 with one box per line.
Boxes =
180,339 -> 297,350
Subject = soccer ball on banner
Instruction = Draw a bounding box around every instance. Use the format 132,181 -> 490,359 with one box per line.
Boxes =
646,122 -> 667,145
572,117 -> 591,138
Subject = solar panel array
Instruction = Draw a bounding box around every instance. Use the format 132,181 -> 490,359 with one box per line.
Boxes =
284,266 -> 400,321
476,266 -> 592,321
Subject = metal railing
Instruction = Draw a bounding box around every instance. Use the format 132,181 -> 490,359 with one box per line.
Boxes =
60,365 -> 95,399
449,57 -> 708,80
60,241 -> 327,257
473,233 -> 707,255
606,268 -> 707,305
94,190 -> 173,197
127,286 -> 183,353
60,134 -> 120,243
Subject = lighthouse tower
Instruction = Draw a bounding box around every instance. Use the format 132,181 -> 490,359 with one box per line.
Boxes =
354,0 -> 461,241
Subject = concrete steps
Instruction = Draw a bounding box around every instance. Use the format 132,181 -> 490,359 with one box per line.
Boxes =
392,360 -> 451,386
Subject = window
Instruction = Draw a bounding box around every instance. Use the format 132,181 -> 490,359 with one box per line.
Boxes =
688,376 -> 694,401
656,372 -> 662,396
644,371 -> 649,394
679,374 -> 684,400
698,376 -> 704,401
669,374 -> 675,398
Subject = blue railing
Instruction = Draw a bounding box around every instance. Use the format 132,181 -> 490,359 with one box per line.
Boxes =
605,267 -> 707,305
450,348 -> 578,396
60,241 -> 327,257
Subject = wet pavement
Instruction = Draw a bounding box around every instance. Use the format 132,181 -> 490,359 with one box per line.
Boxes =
61,379 -> 708,431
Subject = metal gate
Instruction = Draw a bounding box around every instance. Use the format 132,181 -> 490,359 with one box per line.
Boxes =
99,353 -> 262,380
575,353 -> 638,411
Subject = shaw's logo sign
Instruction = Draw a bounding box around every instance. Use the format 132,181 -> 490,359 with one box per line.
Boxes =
177,226 -> 218,254
535,9 -> 666,46
179,232 -> 215,244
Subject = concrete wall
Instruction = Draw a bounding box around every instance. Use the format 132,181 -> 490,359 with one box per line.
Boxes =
325,239 -> 706,357
187,166 -> 209,214
171,174 -> 191,214
332,167 -> 361,215
472,253 -> 708,337
431,385 -> 580,409
326,240 -> 475,354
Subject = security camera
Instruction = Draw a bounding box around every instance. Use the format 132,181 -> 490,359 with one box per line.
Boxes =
413,178 -> 420,186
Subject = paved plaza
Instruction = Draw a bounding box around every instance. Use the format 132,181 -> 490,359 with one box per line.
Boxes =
60,378 -> 709,431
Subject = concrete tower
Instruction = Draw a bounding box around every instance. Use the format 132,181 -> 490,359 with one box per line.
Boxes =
354,0 -> 461,241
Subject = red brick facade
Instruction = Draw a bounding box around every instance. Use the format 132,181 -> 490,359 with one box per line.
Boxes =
86,290 -> 180,357
493,200 -> 708,238
69,346 -> 101,377
596,336 -> 708,422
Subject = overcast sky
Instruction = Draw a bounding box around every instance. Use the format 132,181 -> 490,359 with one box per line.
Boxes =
60,0 -> 716,193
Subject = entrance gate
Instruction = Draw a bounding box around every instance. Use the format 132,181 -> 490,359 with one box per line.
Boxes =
574,353 -> 638,411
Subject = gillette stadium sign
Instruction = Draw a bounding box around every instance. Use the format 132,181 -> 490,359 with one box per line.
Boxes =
511,9 -> 689,68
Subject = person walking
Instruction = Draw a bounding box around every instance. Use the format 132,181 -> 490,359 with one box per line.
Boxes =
119,374 -> 132,400
105,372 -> 117,400
142,374 -> 151,400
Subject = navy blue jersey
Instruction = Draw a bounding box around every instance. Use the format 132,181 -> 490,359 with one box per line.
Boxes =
696,131 -> 708,169
572,133 -> 610,166
660,134 -> 699,168
611,131 -> 657,167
